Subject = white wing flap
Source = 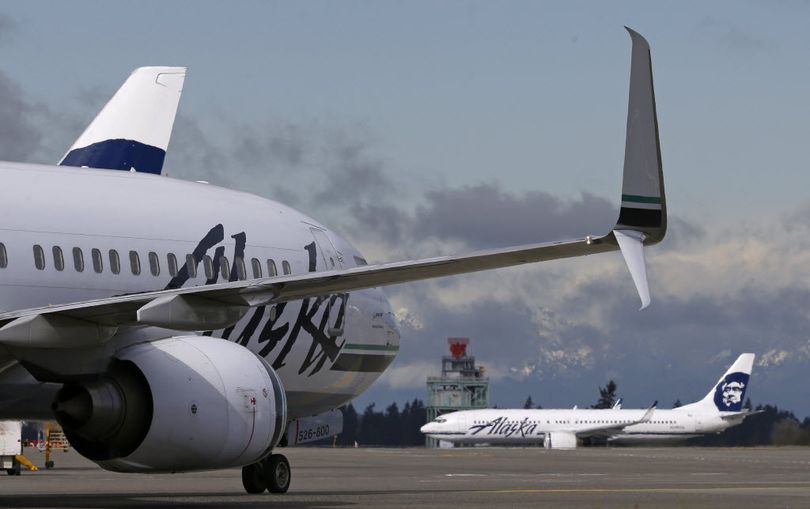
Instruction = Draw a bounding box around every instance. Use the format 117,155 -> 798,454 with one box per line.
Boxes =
573,403 -> 656,439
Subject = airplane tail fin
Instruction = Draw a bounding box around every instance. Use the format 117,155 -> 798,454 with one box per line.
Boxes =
680,354 -> 756,413
59,66 -> 186,175
608,27 -> 666,309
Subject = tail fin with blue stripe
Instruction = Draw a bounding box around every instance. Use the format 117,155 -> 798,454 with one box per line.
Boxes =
59,66 -> 186,175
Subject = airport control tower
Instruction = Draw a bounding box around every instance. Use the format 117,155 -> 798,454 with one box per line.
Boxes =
425,337 -> 489,448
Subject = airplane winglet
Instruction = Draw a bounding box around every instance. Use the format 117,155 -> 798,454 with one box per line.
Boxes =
614,230 -> 650,309
610,28 -> 665,309
639,401 -> 657,423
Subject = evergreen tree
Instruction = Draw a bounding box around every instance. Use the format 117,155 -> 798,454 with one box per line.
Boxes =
338,404 -> 359,446
358,403 -> 386,445
591,380 -> 618,409
384,402 -> 401,446
524,396 -> 534,409
673,399 -> 682,408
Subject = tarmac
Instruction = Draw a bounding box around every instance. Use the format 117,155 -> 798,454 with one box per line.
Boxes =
1,445 -> 809,508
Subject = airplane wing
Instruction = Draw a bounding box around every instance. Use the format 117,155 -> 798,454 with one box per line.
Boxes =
0,28 -> 664,350
572,402 -> 657,439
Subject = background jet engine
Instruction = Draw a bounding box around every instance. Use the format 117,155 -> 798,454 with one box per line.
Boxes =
52,337 -> 286,472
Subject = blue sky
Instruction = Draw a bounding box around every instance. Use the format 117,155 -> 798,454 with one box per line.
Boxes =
1,1 -> 809,416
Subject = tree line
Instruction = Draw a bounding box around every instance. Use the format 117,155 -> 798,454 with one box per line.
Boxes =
335,399 -> 428,447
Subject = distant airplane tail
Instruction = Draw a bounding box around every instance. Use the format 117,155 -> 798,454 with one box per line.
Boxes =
608,28 -> 666,310
679,353 -> 755,413
59,66 -> 186,175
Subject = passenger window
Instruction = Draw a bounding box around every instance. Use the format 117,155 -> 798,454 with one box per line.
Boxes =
282,260 -> 291,275
148,252 -> 160,276
73,247 -> 84,272
91,248 -> 103,273
109,249 -> 120,275
167,253 -> 178,277
33,245 -> 45,270
129,251 -> 141,275
203,255 -> 213,279
267,259 -> 277,277
251,258 -> 262,278
185,254 -> 197,278
219,256 -> 230,280
235,257 -> 246,280
52,246 -> 64,271
0,243 -> 6,268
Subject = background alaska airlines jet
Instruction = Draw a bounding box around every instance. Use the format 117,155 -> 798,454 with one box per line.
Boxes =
421,354 -> 756,449
0,29 -> 665,494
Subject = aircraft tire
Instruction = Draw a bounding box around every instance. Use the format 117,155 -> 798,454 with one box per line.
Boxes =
241,463 -> 266,494
264,454 -> 291,493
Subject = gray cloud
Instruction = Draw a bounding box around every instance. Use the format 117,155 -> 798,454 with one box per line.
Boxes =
694,18 -> 771,57
315,136 -> 393,205
0,13 -> 16,46
0,71 -> 43,161
346,184 -> 634,255
232,122 -> 309,170
413,186 -> 615,248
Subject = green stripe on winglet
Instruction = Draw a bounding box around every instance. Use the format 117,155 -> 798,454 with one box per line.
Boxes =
622,194 -> 661,204
344,343 -> 400,352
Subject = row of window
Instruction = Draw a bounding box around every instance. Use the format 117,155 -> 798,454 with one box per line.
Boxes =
0,243 -> 293,279
469,419 -> 677,425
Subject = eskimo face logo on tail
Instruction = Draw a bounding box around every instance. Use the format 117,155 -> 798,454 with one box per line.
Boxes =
713,372 -> 749,412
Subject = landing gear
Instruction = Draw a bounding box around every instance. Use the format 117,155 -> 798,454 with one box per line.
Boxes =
241,462 -> 266,494
240,454 -> 291,494
264,454 -> 291,493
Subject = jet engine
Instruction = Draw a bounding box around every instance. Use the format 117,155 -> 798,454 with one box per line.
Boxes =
52,336 -> 286,472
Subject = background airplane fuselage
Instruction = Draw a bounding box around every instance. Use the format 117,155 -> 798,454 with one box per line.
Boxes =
424,408 -> 735,444
0,162 -> 400,419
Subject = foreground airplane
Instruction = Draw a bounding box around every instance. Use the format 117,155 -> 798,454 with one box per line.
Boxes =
421,354 -> 756,448
0,28 -> 664,493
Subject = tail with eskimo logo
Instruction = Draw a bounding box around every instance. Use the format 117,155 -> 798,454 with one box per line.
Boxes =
678,354 -> 756,413
59,66 -> 186,175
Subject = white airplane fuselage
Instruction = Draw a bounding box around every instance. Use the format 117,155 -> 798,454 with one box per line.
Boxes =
0,162 -> 400,419
422,407 -> 737,445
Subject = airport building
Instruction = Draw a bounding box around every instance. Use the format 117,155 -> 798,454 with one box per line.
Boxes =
425,337 -> 489,448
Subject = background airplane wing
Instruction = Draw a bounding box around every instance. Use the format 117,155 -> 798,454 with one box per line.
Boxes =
572,403 -> 656,439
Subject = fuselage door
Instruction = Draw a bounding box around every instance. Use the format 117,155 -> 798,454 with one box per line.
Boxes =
309,227 -> 343,271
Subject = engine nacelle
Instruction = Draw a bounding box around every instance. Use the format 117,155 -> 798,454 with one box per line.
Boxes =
543,431 -> 578,449
53,336 -> 286,472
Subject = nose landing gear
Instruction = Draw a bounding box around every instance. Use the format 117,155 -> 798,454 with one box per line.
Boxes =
241,453 -> 291,494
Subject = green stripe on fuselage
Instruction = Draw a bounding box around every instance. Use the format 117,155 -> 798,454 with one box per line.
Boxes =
621,194 -> 661,204
343,343 -> 400,352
